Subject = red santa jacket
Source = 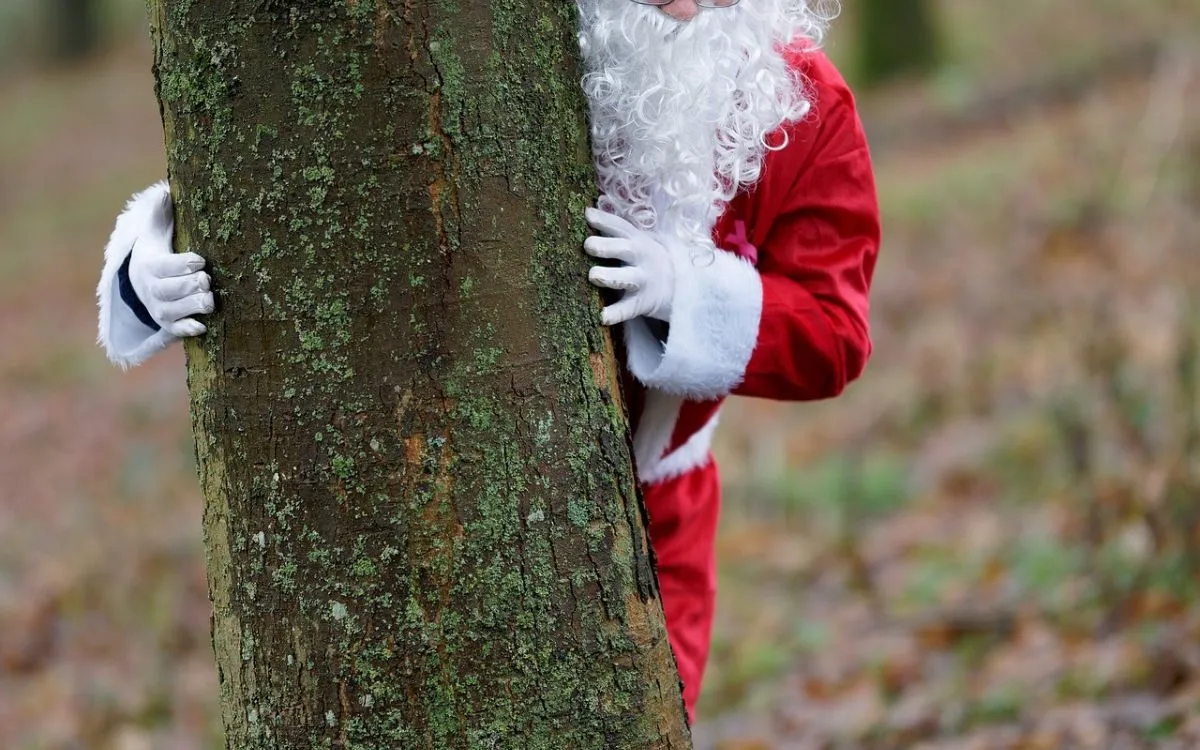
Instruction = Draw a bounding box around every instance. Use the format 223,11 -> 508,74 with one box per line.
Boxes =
617,48 -> 880,485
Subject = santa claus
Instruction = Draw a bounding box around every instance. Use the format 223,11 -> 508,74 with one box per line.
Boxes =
97,0 -> 878,721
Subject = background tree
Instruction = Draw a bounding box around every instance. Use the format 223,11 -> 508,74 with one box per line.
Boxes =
148,1 -> 691,747
856,0 -> 942,87
49,0 -> 99,62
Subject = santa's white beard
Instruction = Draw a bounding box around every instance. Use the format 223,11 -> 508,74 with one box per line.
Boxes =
577,0 -> 828,250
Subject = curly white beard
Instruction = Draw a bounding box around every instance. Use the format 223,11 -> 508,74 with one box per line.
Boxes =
577,0 -> 831,251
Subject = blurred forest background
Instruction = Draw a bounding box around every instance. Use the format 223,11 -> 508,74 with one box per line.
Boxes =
1,1 -> 1199,748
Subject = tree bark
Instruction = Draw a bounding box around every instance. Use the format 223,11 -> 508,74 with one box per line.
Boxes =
147,1 -> 691,747
856,0 -> 941,88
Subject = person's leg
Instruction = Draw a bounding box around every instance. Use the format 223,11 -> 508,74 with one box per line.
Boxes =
641,457 -> 721,720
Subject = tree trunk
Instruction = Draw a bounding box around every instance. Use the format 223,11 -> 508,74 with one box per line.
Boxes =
147,1 -> 692,747
856,0 -> 941,87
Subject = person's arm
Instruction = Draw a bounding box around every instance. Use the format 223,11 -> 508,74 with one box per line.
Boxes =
733,72 -> 879,401
586,55 -> 879,402
97,181 -> 213,369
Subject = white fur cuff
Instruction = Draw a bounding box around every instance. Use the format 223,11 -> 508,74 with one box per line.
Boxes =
623,246 -> 763,400
97,181 -> 179,369
641,411 -> 720,485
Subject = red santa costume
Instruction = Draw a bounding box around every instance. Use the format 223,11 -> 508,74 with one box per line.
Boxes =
577,0 -> 880,718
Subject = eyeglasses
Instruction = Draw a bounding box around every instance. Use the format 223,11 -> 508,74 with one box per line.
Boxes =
631,0 -> 741,8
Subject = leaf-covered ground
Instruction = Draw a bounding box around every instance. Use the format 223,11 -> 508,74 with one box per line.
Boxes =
697,3 -> 1200,745
1,2 -> 1198,748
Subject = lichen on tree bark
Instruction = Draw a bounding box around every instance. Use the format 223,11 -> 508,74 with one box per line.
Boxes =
148,0 -> 691,747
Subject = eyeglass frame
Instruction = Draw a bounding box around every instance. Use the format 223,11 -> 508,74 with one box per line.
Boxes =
630,0 -> 742,8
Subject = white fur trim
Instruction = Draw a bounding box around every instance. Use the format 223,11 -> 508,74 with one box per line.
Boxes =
633,389 -> 685,483
640,410 -> 720,486
97,181 -> 179,369
624,246 -> 763,400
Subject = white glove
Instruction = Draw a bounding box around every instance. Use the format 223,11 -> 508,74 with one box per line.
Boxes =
127,193 -> 213,338
583,208 -> 676,326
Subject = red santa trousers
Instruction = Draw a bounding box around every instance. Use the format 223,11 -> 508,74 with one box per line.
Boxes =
643,454 -> 722,721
